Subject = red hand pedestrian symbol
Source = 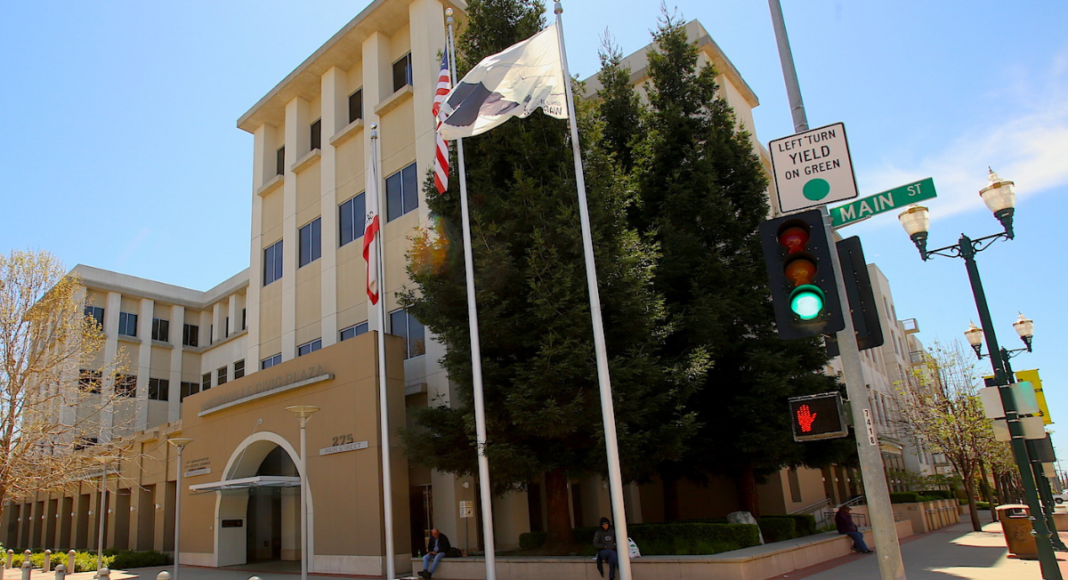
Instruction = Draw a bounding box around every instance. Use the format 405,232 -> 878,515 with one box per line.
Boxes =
797,404 -> 817,432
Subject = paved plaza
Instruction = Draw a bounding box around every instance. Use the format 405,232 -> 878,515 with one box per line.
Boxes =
6,520 -> 1067,580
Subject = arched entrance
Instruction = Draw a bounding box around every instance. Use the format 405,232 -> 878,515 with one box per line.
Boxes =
209,432 -> 313,569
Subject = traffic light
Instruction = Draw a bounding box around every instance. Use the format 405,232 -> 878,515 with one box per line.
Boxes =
789,392 -> 849,442
825,236 -> 884,357
759,209 -> 845,339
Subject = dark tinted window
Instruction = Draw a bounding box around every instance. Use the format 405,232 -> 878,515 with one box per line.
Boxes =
79,370 -> 102,394
118,312 -> 138,336
310,119 -> 321,151
151,318 -> 169,342
297,339 -> 322,357
340,322 -> 369,341
261,353 -> 282,370
183,324 -> 199,347
234,360 -> 245,380
202,372 -> 212,392
148,378 -> 169,401
389,309 -> 425,359
180,381 -> 200,401
386,163 -> 419,221
217,366 -> 228,386
340,193 -> 366,247
348,90 -> 363,123
299,218 -> 322,267
84,306 -> 105,329
115,374 -> 137,397
392,53 -> 412,92
276,146 -> 286,176
264,240 -> 284,285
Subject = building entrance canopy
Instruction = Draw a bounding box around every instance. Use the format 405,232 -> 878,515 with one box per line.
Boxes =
189,475 -> 300,494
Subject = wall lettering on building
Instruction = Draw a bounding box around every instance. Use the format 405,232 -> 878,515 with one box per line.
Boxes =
332,434 -> 355,446
198,365 -> 332,416
320,440 -> 369,456
221,519 -> 243,528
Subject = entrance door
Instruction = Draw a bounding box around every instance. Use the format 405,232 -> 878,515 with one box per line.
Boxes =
244,446 -> 299,563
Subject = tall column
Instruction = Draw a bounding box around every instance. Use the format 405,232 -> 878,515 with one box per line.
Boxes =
212,302 -> 224,344
282,97 -> 310,361
227,295 -> 240,339
247,123 -> 275,368
168,304 -> 185,422
319,66 -> 347,349
408,0 -> 447,226
136,298 -> 154,430
362,32 -> 389,334
100,292 -> 122,442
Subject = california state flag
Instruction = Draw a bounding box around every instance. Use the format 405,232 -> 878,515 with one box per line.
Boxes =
362,155 -> 381,305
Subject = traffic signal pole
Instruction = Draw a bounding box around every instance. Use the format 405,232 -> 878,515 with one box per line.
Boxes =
769,2 -> 907,579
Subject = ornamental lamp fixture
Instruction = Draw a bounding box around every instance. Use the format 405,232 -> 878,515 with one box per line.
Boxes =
898,204 -> 930,260
964,322 -> 985,359
1013,312 -> 1034,352
979,168 -> 1016,237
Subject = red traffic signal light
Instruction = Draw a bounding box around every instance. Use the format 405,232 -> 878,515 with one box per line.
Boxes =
760,209 -> 845,339
788,392 -> 849,442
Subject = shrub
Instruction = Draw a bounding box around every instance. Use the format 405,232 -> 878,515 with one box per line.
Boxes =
762,515 -> 817,537
519,532 -> 547,550
110,550 -> 172,570
9,550 -> 114,572
889,492 -> 925,503
757,518 -> 796,543
573,523 -> 760,556
917,490 -> 953,500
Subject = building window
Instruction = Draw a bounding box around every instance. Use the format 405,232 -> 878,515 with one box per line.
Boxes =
297,339 -> 322,357
79,370 -> 102,394
234,360 -> 245,380
210,324 -> 214,344
180,381 -> 200,401
386,163 -> 419,222
84,306 -> 105,330
348,89 -> 363,124
261,353 -> 282,370
389,309 -> 425,359
151,318 -> 169,342
115,374 -> 137,398
310,119 -> 321,151
339,193 -> 366,247
75,437 -> 98,451
276,146 -> 285,176
217,366 -> 228,386
183,324 -> 199,347
148,378 -> 169,401
392,53 -> 413,92
225,316 -> 230,338
242,308 -> 247,331
117,312 -> 138,337
299,218 -> 322,267
263,239 -> 283,286
202,372 -> 211,392
340,322 -> 369,342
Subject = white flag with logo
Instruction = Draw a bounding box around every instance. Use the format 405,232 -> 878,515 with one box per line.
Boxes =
436,24 -> 567,140
362,155 -> 381,305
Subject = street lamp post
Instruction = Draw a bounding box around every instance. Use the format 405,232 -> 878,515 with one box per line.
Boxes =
93,455 -> 116,578
965,317 -> 1067,551
167,438 -> 193,580
286,405 -> 320,580
900,170 -> 1063,579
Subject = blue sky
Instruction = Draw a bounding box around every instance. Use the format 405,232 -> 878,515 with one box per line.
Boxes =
2,2 -> 1067,464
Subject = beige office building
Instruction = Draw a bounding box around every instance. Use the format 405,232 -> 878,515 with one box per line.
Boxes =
2,1 -> 911,574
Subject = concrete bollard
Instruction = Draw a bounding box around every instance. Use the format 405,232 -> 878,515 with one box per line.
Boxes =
6,548 -> 11,569
249,576 -> 263,580
21,560 -> 31,580
157,571 -> 172,579
69,549 -> 77,574
98,567 -> 111,579
56,563 -> 67,579
44,548 -> 52,572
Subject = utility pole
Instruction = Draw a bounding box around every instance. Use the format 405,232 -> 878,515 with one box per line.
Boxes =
767,2 -> 906,578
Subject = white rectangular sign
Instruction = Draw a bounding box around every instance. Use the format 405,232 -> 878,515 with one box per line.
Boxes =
319,440 -> 369,456
863,408 -> 878,446
769,122 -> 859,213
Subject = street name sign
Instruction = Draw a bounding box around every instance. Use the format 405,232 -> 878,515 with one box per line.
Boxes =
830,178 -> 937,227
770,122 -> 858,213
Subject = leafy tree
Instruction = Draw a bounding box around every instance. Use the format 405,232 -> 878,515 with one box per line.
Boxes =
596,11 -> 850,516
0,250 -> 129,525
400,0 -> 701,548
896,339 -> 995,531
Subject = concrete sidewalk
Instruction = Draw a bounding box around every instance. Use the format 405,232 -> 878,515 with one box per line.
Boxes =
774,520 -> 1066,580
7,521 -> 1063,580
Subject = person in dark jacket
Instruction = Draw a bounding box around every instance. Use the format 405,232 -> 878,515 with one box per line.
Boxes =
593,517 -> 619,580
420,528 -> 451,578
835,506 -> 872,553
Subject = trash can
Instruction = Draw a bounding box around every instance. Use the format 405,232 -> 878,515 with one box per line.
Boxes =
996,504 -> 1038,559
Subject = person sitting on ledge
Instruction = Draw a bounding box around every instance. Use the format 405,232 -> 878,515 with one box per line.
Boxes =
835,505 -> 873,554
419,528 -> 451,579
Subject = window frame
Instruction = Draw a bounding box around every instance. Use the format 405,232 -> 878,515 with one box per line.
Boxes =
234,359 -> 245,380
348,89 -> 363,124
340,322 -> 369,342
84,306 -> 105,329
299,217 -> 322,267
261,353 -> 282,370
263,239 -> 284,286
276,146 -> 286,176
151,318 -> 169,342
117,312 -> 138,337
392,53 -> 413,92
148,378 -> 170,401
310,119 -> 322,151
79,370 -> 102,394
202,372 -> 212,392
339,193 -> 367,247
385,163 -> 419,222
217,366 -> 228,386
183,323 -> 199,347
115,374 -> 137,398
297,339 -> 322,357
389,308 -> 425,359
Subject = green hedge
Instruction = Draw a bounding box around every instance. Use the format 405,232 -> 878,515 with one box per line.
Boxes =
573,523 -> 760,555
519,532 -> 547,550
762,514 -> 818,538
757,518 -> 796,543
917,490 -> 954,500
9,550 -> 115,572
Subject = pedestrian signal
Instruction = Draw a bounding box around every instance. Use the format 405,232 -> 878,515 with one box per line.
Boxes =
789,392 -> 849,442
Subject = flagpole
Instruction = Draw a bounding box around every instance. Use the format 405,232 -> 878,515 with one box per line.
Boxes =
371,124 -> 397,580
553,3 -> 631,579
444,9 -> 497,578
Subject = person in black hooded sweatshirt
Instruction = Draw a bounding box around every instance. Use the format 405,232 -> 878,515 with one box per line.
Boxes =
593,517 -> 619,580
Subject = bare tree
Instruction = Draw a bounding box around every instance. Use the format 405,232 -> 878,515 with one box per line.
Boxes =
0,250 -> 130,524
896,340 -> 996,531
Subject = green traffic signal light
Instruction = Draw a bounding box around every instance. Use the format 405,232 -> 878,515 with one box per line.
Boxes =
790,285 -> 825,320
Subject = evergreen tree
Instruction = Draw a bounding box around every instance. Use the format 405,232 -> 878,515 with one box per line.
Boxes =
401,0 -> 700,547
597,12 -> 852,517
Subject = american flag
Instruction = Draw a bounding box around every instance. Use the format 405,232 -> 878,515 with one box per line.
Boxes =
432,52 -> 451,194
